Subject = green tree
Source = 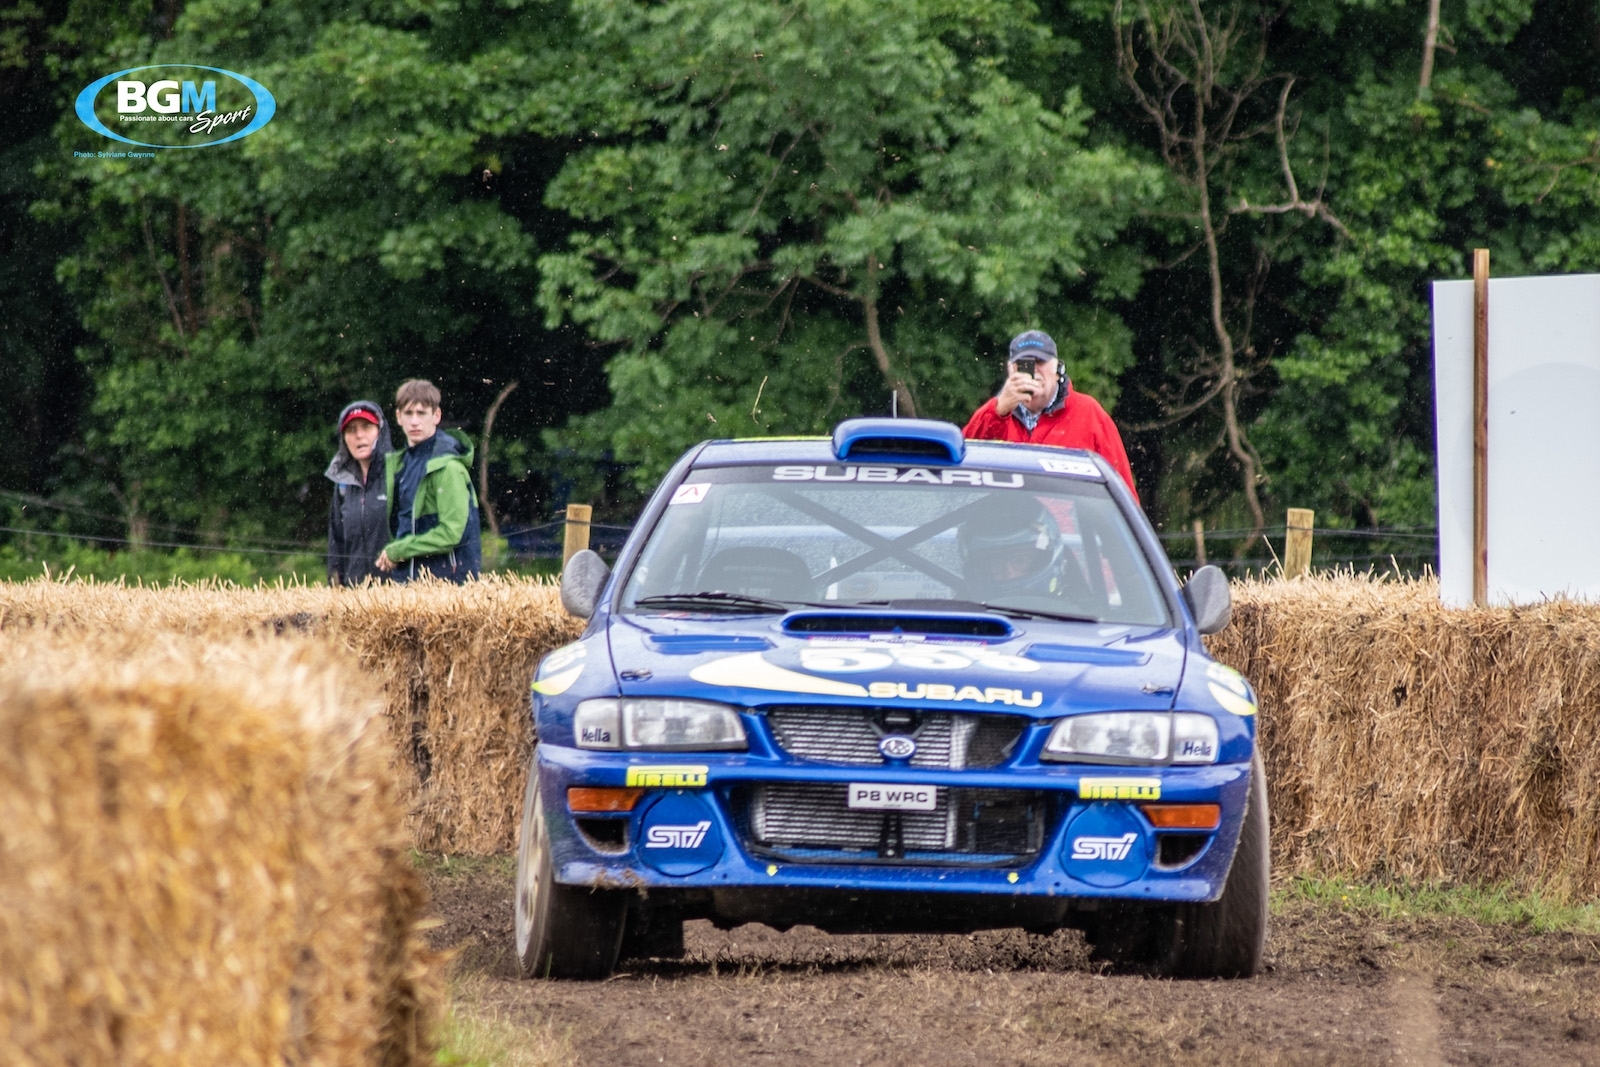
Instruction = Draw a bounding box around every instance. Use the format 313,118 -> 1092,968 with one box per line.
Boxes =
34,0 -> 573,543
539,0 -> 1160,486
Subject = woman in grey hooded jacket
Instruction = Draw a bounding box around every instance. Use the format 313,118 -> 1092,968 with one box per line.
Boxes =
326,400 -> 394,585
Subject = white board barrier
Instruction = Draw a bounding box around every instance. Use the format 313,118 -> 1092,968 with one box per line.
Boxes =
1433,273 -> 1600,606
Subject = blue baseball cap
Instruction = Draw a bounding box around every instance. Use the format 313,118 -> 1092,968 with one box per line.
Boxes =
1008,330 -> 1058,361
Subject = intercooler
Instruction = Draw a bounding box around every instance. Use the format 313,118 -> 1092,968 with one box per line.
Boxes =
742,706 -> 1055,863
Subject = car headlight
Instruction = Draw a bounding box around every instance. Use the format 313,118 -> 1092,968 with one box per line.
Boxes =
1042,712 -> 1218,765
573,698 -> 748,751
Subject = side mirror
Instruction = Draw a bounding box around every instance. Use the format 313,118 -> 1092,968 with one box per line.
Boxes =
560,549 -> 611,619
1183,565 -> 1232,635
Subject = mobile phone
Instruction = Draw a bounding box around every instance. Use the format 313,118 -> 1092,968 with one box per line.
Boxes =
1013,356 -> 1038,378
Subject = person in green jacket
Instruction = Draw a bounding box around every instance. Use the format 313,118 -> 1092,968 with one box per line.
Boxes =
375,379 -> 482,582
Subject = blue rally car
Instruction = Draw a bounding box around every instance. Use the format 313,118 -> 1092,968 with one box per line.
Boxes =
515,418 -> 1267,980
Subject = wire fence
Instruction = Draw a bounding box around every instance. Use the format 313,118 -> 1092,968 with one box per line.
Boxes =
0,490 -> 1442,576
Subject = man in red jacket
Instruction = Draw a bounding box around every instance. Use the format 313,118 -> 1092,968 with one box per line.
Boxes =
963,329 -> 1139,501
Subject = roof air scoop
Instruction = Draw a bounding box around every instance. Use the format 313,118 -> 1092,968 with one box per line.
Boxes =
831,418 -> 965,465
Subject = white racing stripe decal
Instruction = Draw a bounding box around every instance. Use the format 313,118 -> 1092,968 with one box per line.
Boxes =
688,652 -> 871,697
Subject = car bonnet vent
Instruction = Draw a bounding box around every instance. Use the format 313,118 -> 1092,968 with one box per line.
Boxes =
832,418 -> 965,464
784,613 -> 1011,637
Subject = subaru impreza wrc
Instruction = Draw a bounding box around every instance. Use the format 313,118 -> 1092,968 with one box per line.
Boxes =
515,417 -> 1267,979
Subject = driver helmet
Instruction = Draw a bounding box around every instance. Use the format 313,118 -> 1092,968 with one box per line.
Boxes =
958,495 -> 1064,596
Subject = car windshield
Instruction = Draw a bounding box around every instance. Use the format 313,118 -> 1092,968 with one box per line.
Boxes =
620,464 -> 1171,627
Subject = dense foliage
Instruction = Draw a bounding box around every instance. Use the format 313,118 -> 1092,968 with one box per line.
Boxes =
3,0 -> 1598,559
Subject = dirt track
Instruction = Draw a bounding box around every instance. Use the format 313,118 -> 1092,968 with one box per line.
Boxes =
425,858 -> 1600,1066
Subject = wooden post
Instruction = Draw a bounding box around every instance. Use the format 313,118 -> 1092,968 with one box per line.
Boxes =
1284,508 -> 1314,578
1192,519 -> 1207,566
562,504 -> 592,568
1472,248 -> 1490,606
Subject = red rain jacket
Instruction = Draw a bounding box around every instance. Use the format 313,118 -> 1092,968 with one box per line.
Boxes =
962,389 -> 1139,503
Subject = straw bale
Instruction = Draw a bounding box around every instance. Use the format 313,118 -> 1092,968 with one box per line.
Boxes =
0,575 -> 583,854
1212,574 -> 1600,898
0,635 -> 441,1067
21,571 -> 1600,895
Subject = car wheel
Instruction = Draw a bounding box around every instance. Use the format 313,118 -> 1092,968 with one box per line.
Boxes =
1165,748 -> 1270,978
1084,750 -> 1269,978
514,757 -> 626,979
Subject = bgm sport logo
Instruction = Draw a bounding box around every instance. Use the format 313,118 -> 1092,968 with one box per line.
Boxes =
75,65 -> 275,149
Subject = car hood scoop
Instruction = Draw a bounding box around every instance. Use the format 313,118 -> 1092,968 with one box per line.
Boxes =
782,611 -> 1012,638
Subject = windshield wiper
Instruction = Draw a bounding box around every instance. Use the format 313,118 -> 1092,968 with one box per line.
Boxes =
853,598 -> 1100,624
977,603 -> 1100,624
632,592 -> 793,614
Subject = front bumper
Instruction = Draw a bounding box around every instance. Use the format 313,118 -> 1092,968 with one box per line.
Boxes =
538,744 -> 1252,904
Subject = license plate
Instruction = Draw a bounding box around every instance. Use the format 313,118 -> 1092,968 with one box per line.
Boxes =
847,783 -> 937,811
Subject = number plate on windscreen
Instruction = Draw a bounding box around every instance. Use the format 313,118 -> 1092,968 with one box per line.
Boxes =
847,783 -> 937,811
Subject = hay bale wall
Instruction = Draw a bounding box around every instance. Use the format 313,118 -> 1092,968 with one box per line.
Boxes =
9,573 -> 1600,895
0,577 -> 582,854
1213,576 -> 1600,896
0,637 -> 440,1067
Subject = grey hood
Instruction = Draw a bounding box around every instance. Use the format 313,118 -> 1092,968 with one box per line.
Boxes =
325,400 -> 394,487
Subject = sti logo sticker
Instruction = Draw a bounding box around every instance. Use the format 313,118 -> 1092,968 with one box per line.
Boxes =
1071,833 -> 1138,861
625,765 -> 709,788
1079,777 -> 1161,801
645,821 -> 711,849
76,65 -> 276,149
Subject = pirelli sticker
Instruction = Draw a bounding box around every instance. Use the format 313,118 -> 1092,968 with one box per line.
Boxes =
625,765 -> 709,788
1079,776 -> 1161,801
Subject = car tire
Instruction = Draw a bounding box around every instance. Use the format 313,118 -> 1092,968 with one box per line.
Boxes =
1165,748 -> 1270,978
514,757 -> 626,979
1084,750 -> 1269,978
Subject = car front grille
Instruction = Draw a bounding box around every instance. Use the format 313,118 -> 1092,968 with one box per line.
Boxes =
738,783 -> 1057,865
763,705 -> 1027,769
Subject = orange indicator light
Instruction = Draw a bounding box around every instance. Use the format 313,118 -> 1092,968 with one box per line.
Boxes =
567,787 -> 644,813
1140,803 -> 1221,830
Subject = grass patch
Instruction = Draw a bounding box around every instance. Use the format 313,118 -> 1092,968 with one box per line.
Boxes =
1279,875 -> 1600,934
0,541 -> 325,584
411,851 -> 517,880
436,977 -> 575,1067
0,536 -> 563,585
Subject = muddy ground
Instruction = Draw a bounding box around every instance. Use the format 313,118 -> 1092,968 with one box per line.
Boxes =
424,858 -> 1600,1066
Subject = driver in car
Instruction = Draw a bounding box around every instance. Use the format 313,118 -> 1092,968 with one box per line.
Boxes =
958,495 -> 1092,605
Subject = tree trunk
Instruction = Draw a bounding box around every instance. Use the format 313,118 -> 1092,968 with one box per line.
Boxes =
1194,96 -> 1267,550
1419,0 -> 1442,92
478,380 -> 519,538
861,255 -> 916,417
